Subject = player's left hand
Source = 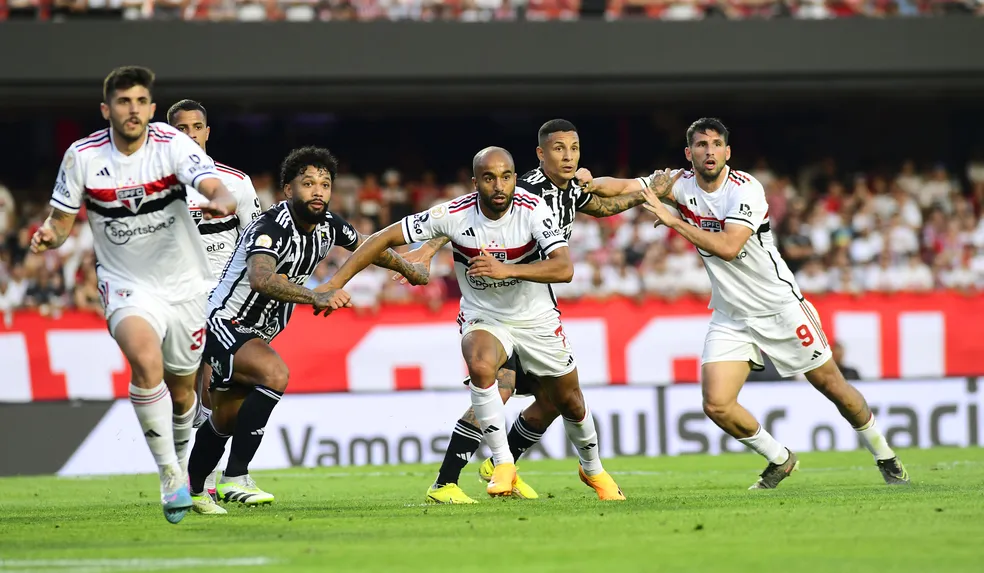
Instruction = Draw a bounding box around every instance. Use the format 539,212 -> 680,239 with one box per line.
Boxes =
391,247 -> 435,285
646,168 -> 682,199
312,287 -> 352,317
575,168 -> 595,192
30,222 -> 57,254
467,250 -> 511,280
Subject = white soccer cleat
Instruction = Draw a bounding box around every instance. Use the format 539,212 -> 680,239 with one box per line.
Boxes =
204,470 -> 218,501
191,491 -> 228,515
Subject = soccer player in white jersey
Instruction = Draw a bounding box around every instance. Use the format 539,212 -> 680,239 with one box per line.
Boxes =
30,66 -> 238,524
627,118 -> 908,488
322,147 -> 625,500
167,99 -> 262,508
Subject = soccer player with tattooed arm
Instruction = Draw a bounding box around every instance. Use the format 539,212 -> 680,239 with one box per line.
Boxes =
185,146 -> 427,513
322,146 -> 626,501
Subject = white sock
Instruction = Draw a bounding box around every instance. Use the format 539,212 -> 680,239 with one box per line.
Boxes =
173,401 -> 197,475
564,409 -> 604,476
129,382 -> 178,470
193,404 -> 212,429
469,381 -> 513,466
739,426 -> 789,465
855,414 -> 896,461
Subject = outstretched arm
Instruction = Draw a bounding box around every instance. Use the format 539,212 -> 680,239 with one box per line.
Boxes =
325,222 -> 413,290
467,246 -> 574,284
577,191 -> 647,218
577,168 -> 680,218
345,232 -> 429,285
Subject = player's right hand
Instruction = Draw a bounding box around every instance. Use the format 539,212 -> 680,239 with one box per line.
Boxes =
30,223 -> 57,254
312,288 -> 352,317
575,168 -> 594,192
391,247 -> 435,285
646,168 -> 682,198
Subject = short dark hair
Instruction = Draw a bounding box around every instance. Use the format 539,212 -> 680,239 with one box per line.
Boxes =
537,119 -> 577,147
686,117 -> 729,146
166,99 -> 207,126
103,66 -> 155,103
280,146 -> 338,187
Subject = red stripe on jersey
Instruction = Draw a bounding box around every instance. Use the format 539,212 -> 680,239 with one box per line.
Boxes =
676,203 -> 724,227
78,129 -> 110,145
728,172 -> 749,186
514,192 -> 541,205
449,199 -> 477,213
452,239 -> 536,261
85,174 -> 180,203
216,163 -> 246,179
449,193 -> 478,208
513,201 -> 535,211
682,170 -> 695,179
77,139 -> 110,152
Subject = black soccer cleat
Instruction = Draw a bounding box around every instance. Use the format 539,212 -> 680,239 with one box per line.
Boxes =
876,457 -> 910,485
749,449 -> 799,490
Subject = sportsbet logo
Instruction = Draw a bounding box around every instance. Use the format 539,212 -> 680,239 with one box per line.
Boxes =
104,216 -> 177,246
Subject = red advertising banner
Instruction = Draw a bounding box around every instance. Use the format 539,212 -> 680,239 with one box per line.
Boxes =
1,293 -> 981,402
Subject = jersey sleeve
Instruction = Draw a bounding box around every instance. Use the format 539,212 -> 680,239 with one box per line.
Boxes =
245,215 -> 292,262
50,147 -> 84,214
169,131 -> 220,189
530,199 -> 568,256
572,185 -> 592,212
237,175 -> 263,233
327,211 -> 360,250
725,180 -> 768,232
400,201 -> 454,245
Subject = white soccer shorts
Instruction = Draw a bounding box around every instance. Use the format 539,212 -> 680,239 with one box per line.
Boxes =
459,312 -> 577,378
702,299 -> 833,378
104,280 -> 207,376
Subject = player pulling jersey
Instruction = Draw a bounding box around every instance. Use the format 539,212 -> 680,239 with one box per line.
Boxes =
187,162 -> 262,279
515,166 -> 591,242
402,191 -> 574,376
640,166 -> 830,377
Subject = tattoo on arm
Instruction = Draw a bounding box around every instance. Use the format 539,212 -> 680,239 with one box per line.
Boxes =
426,237 -> 450,252
578,191 -> 647,218
247,254 -> 317,304
352,232 -> 420,277
48,209 -> 76,246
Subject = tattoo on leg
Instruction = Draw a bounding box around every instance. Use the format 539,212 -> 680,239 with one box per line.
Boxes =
460,407 -> 479,428
496,368 -> 516,395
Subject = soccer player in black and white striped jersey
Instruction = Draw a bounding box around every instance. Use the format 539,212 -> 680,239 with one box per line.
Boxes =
185,147 -> 427,510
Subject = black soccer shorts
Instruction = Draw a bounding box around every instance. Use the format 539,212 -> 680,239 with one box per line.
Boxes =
203,317 -> 265,391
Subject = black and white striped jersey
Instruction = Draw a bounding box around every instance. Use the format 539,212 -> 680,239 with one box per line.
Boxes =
516,167 -> 592,242
207,201 -> 359,340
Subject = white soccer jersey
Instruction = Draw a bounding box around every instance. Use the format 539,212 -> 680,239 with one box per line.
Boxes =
401,192 -> 568,325
642,167 -> 802,319
50,123 -> 219,303
186,162 -> 262,278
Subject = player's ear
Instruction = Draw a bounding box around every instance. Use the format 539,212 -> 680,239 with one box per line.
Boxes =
725,146 -> 731,161
536,146 -> 544,163
684,146 -> 692,162
282,184 -> 293,199
149,102 -> 156,119
205,126 -> 211,142
100,102 -> 110,121
471,177 -> 477,190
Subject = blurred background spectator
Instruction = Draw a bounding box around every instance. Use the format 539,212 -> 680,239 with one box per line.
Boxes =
2,0 -> 982,22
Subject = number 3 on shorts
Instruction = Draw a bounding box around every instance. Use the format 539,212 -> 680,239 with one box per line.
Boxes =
190,327 -> 205,351
795,324 -> 814,347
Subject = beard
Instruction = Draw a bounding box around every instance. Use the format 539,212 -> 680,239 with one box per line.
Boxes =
479,191 -> 511,214
111,116 -> 147,142
292,199 -> 328,225
694,161 -> 726,183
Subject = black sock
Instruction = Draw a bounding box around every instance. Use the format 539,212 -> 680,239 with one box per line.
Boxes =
508,414 -> 544,463
188,420 -> 229,493
435,420 -> 482,486
224,385 -> 283,478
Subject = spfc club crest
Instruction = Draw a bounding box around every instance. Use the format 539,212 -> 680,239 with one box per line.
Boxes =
483,241 -> 507,262
116,186 -> 146,213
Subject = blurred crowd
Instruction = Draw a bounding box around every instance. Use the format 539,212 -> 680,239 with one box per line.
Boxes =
3,155 -> 984,324
1,0 -> 981,21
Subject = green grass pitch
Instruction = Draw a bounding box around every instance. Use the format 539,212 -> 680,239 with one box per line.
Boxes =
1,448 -> 982,573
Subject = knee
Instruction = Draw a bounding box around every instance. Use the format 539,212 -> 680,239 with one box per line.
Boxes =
261,363 -> 290,393
211,408 -> 236,435
129,349 -> 164,385
467,360 -> 498,389
168,383 -> 195,408
554,388 -> 585,421
702,399 -> 732,421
